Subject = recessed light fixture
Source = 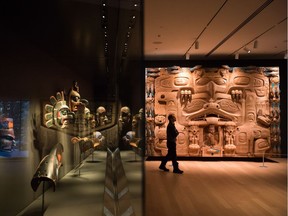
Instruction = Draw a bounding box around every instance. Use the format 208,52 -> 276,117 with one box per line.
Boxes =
253,40 -> 258,49
195,41 -> 199,49
235,53 -> 239,59
244,47 -> 251,53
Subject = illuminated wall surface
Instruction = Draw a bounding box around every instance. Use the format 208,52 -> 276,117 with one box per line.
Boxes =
145,66 -> 281,157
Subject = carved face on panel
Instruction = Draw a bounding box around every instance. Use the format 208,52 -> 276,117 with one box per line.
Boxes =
85,107 -> 91,119
96,106 -> 108,125
253,130 -> 261,139
53,101 -> 70,128
247,112 -> 255,122
96,106 -> 106,119
190,125 -> 199,134
56,107 -> 70,128
154,115 -> 166,126
68,89 -> 81,112
97,106 -> 106,115
120,106 -> 131,124
225,125 -> 234,134
208,125 -> 216,133
139,108 -> 144,120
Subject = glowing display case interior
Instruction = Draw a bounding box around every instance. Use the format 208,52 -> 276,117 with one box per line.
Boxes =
0,101 -> 29,157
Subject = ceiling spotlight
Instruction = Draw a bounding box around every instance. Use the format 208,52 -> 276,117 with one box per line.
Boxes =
253,40 -> 258,49
235,53 -> 239,59
195,41 -> 199,49
185,53 -> 190,60
244,47 -> 251,53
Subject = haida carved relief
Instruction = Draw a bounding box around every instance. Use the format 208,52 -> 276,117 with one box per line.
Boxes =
145,66 -> 281,157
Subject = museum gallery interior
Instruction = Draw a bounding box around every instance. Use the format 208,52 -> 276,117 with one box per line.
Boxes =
0,0 -> 287,216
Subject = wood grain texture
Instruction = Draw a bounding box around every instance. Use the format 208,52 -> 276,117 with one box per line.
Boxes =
145,158 -> 287,216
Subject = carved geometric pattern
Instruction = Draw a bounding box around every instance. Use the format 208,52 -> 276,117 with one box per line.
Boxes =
218,99 -> 239,113
233,76 -> 250,85
183,99 -> 206,113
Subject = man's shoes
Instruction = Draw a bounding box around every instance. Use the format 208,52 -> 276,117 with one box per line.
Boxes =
173,169 -> 184,174
159,165 -> 169,172
172,162 -> 183,174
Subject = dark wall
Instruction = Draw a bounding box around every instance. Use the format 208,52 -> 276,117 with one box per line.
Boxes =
0,40 -> 98,100
0,28 -> 99,216
0,0 -> 110,100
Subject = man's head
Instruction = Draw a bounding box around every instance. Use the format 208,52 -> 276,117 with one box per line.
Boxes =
168,114 -> 176,123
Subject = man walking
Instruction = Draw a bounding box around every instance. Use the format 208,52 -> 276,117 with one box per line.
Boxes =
159,114 -> 183,174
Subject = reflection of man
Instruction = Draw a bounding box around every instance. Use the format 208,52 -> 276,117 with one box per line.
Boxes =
159,114 -> 183,174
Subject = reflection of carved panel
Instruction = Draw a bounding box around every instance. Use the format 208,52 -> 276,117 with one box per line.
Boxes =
183,99 -> 205,113
174,77 -> 189,86
233,76 -> 250,85
218,99 -> 239,113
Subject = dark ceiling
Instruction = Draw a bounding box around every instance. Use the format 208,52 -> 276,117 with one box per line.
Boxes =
0,0 -> 143,106
2,0 -> 141,73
